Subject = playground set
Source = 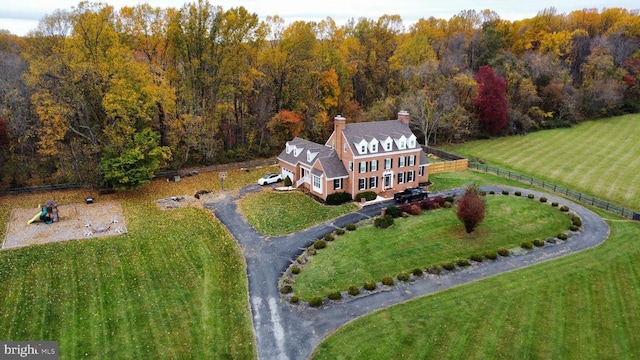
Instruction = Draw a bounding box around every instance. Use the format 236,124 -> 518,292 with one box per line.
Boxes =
3,199 -> 128,250
26,200 -> 59,225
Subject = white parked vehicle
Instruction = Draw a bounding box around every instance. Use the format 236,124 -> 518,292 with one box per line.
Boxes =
258,173 -> 283,185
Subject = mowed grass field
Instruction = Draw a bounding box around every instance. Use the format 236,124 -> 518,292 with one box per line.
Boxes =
294,195 -> 571,300
443,114 -> 640,210
0,167 -> 273,359
313,171 -> 640,359
238,191 -> 357,236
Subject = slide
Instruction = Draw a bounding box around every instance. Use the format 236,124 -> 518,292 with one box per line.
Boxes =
26,208 -> 46,225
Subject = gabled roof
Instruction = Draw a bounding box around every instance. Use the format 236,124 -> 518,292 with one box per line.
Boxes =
277,137 -> 348,178
342,120 -> 416,154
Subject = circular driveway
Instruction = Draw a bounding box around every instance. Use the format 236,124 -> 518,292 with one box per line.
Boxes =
204,185 -> 610,360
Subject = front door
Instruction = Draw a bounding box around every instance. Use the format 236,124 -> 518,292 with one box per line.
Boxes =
383,173 -> 393,189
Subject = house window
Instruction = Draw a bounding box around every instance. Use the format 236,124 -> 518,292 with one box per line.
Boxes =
359,162 -> 367,173
331,140 -> 335,149
333,178 -> 343,190
349,161 -> 353,171
399,156 -> 405,167
398,172 -> 405,184
371,143 -> 377,152
343,143 -> 347,153
386,141 -> 392,151
419,166 -> 424,177
359,178 -> 367,190
409,155 -> 415,166
313,175 -> 322,192
400,140 -> 406,149
370,160 -> 378,172
409,138 -> 416,148
407,171 -> 414,182
361,145 -> 366,153
369,176 -> 377,189
384,158 -> 392,170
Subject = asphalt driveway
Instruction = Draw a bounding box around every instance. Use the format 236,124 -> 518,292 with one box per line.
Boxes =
204,185 -> 610,360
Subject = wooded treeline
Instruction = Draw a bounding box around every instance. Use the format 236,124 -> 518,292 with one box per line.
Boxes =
0,2 -> 639,189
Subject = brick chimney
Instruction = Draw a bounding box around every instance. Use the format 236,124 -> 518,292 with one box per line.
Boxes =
334,115 -> 346,159
398,110 -> 410,125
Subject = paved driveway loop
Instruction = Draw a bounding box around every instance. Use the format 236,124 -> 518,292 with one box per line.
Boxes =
205,185 -> 609,360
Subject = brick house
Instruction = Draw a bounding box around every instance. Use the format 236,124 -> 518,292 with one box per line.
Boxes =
277,111 -> 429,201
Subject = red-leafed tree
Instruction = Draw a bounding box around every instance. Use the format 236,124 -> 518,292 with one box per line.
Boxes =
456,184 -> 486,234
473,65 -> 508,135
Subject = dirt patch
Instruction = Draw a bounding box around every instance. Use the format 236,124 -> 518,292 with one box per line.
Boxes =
3,201 -> 128,250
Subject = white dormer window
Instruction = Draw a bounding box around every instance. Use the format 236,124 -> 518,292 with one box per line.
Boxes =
306,150 -> 317,162
286,143 -> 292,154
293,146 -> 302,157
408,135 -> 416,148
394,135 -> 407,150
355,139 -> 368,154
369,140 -> 378,153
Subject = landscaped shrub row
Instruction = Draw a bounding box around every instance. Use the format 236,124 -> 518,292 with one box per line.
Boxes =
385,206 -> 402,218
456,259 -> 470,267
485,250 -> 498,260
381,276 -> 394,286
327,290 -> 342,300
308,297 -> 324,307
571,215 -> 582,227
326,191 -> 352,205
399,203 -> 422,215
470,253 -> 484,262
374,215 -> 394,228
355,191 -> 377,202
314,240 -> 327,249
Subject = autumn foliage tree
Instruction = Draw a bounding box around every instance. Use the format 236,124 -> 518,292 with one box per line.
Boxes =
456,184 -> 486,233
473,65 -> 508,135
266,110 -> 303,149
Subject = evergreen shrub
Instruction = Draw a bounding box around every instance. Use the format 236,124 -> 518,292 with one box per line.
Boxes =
326,191 -> 352,205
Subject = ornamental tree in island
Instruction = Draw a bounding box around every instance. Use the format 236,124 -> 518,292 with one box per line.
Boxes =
456,184 -> 486,233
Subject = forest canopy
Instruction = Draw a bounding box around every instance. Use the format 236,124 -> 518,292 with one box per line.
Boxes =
0,2 -> 639,189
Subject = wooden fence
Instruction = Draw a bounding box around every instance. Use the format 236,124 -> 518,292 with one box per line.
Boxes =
423,145 -> 468,174
428,159 -> 469,174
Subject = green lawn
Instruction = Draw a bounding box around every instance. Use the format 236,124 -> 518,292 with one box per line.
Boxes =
294,195 -> 571,300
312,171 -> 640,359
0,168 -> 258,359
238,191 -> 358,236
442,114 -> 640,210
